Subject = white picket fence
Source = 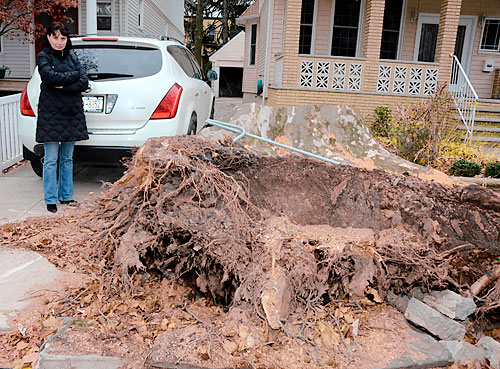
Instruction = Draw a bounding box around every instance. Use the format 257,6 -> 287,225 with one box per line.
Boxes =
0,93 -> 22,171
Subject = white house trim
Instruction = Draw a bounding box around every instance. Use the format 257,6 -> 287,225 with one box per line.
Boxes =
87,0 -> 97,34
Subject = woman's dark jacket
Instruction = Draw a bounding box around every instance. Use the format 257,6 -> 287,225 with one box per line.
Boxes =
36,41 -> 89,143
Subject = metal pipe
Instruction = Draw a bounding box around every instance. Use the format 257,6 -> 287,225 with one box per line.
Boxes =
205,119 -> 341,165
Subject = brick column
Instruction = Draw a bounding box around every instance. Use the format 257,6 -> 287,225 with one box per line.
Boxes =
362,0 -> 386,91
491,69 -> 500,99
435,0 -> 463,85
281,0 -> 302,87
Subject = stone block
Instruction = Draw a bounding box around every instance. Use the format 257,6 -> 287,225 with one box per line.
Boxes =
423,290 -> 476,320
373,331 -> 453,369
441,340 -> 485,364
404,298 -> 466,340
36,353 -> 124,369
477,336 -> 500,369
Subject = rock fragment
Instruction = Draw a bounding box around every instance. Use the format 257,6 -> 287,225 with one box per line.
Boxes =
373,331 -> 453,369
441,340 -> 485,365
477,336 -> 500,369
423,290 -> 476,320
404,298 -> 466,340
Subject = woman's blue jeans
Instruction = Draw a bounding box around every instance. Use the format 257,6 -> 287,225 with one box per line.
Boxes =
43,141 -> 75,205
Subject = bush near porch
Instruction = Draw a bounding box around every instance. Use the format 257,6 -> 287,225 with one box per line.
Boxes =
370,86 -> 497,177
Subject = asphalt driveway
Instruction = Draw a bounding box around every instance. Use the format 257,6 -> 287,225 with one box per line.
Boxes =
0,161 -> 126,224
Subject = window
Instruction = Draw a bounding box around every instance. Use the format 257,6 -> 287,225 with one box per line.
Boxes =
331,0 -> 362,57
417,23 -> 439,62
299,0 -> 315,54
185,48 -> 203,79
97,1 -> 112,31
207,24 -> 217,44
138,0 -> 144,29
249,23 -> 257,65
73,45 -> 162,80
380,0 -> 404,59
454,25 -> 466,62
168,46 -> 202,79
480,18 -> 500,51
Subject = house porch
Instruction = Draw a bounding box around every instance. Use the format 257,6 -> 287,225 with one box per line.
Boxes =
264,0 -> 500,119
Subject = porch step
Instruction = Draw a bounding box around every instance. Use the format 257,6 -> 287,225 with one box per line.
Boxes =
453,115 -> 500,124
461,136 -> 500,143
477,107 -> 500,114
457,125 -> 500,132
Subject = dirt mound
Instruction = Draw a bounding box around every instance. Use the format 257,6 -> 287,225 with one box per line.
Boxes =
84,136 -> 500,311
3,135 -> 500,368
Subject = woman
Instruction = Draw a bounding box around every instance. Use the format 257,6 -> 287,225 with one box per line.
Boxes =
36,23 -> 89,213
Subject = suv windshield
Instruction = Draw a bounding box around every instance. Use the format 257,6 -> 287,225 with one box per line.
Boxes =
73,45 -> 162,81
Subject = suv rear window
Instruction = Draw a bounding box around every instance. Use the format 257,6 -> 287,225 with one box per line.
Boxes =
73,45 -> 162,81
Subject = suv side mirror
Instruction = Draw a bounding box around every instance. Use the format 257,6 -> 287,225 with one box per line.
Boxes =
206,70 -> 218,81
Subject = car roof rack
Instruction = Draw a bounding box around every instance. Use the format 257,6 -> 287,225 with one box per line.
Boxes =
72,33 -> 184,45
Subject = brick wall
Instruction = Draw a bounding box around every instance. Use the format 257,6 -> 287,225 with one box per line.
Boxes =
435,0 -> 463,85
281,0 -> 301,88
492,69 -> 500,100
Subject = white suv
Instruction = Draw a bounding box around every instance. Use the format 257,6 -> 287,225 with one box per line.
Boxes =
19,35 -> 217,176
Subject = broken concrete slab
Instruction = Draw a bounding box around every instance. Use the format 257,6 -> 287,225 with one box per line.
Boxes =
0,248 -> 63,311
441,340 -> 485,365
404,298 -> 466,340
35,353 -> 125,369
373,330 -> 453,369
423,290 -> 476,321
477,336 -> 500,369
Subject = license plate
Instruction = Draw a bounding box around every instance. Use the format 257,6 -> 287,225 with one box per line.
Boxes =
83,96 -> 104,113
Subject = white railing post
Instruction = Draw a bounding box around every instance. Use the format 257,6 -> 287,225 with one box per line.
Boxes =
0,93 -> 22,171
450,55 -> 478,144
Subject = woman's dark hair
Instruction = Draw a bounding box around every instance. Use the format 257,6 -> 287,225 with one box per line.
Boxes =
42,22 -> 73,51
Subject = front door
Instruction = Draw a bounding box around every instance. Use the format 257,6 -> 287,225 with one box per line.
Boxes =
414,14 -> 476,74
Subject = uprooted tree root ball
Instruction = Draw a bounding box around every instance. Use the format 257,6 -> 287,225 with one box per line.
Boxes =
3,135 -> 500,368
81,136 -> 500,315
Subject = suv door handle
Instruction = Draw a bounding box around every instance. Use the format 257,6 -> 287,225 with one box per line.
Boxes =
195,92 -> 199,97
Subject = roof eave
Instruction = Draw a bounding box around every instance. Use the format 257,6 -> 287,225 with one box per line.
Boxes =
236,14 -> 260,26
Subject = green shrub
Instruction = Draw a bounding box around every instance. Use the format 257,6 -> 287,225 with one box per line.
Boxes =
371,106 -> 392,137
449,159 -> 481,177
485,162 -> 500,178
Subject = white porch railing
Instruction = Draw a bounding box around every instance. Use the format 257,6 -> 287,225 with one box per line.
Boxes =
450,55 -> 478,144
0,93 -> 22,171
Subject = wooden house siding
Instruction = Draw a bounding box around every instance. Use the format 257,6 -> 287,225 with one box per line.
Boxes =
256,0 -> 269,82
151,0 -> 184,39
0,38 -> 32,78
242,22 -> 259,94
268,0 -> 286,85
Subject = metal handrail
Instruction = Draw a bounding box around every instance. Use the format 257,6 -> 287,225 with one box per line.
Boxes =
450,54 -> 478,144
205,119 -> 341,165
